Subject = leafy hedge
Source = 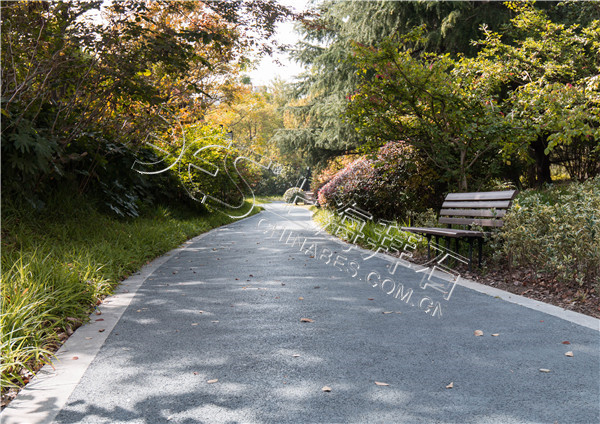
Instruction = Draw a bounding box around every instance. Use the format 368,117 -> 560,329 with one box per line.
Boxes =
500,178 -> 600,289
317,141 -> 438,219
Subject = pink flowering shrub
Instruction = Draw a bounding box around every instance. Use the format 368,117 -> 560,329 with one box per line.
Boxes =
317,141 -> 438,220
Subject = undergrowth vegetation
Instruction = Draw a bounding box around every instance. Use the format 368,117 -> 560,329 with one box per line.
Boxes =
499,178 -> 600,289
312,207 -> 431,254
0,192 -> 261,391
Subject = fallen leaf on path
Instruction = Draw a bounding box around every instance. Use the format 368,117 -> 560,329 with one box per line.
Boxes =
314,286 -> 320,289
292,354 -> 300,357
72,357 -> 79,360
193,372 -> 198,375
95,311 -> 102,315
299,297 -> 304,300
562,341 -> 571,345
446,382 -> 453,389
565,351 -> 574,357
211,320 -> 219,323
191,323 -> 198,326
322,386 -> 332,392
474,330 -> 484,336
300,318 -> 314,323
207,379 -> 218,384
539,368 -> 551,373
98,329 -> 105,333
95,318 -> 104,322
85,337 -> 92,340
368,298 -> 374,300
374,381 -> 389,386
491,333 -> 500,337
382,311 -> 393,314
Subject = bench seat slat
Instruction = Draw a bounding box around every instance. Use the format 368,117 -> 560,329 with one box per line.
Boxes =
442,200 -> 511,209
440,208 -> 507,218
445,190 -> 517,201
401,226 -> 486,238
439,217 -> 504,227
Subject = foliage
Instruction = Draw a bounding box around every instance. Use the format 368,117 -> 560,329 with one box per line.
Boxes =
500,179 -> 600,289
311,154 -> 359,192
0,191 -> 261,391
346,34 -> 510,192
288,1 -> 599,189
171,125 -> 257,209
253,165 -> 302,196
283,187 -> 305,204
317,141 -> 438,220
280,0 -> 537,169
205,79 -> 288,158
327,0 -> 517,56
471,2 -> 600,185
0,0 -> 294,204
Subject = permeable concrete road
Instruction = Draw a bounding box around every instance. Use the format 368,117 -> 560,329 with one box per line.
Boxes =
3,203 -> 599,424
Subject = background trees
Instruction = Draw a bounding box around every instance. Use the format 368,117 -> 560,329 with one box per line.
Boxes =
283,0 -> 599,197
1,0 -> 294,205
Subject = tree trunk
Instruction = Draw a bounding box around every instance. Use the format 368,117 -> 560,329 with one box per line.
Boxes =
530,135 -> 552,186
460,150 -> 468,191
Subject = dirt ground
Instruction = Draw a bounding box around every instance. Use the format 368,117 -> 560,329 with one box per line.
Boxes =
409,252 -> 600,319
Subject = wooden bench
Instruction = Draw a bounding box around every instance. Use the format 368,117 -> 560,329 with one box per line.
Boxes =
401,190 -> 518,270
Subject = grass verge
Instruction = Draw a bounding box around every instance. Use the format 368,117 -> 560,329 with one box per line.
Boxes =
311,207 -> 427,252
0,194 -> 261,395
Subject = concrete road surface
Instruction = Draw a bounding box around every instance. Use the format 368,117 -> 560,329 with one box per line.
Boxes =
2,202 -> 599,424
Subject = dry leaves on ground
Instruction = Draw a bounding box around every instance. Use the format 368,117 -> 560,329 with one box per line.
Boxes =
300,318 -> 314,323
474,330 -> 484,336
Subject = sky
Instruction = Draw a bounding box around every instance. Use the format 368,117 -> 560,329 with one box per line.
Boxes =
247,0 -> 312,86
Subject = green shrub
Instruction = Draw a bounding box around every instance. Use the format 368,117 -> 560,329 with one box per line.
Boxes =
283,187 -> 305,204
500,178 -> 600,289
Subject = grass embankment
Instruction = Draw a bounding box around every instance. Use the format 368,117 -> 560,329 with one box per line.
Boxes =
311,207 -> 428,252
0,194 -> 262,393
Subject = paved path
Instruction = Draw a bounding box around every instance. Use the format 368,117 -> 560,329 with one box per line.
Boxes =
3,203 -> 599,424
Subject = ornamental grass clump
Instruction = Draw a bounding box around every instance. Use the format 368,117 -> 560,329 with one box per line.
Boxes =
283,187 -> 305,204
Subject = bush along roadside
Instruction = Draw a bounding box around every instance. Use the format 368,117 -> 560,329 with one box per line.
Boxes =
0,193 -> 262,402
498,178 -> 600,292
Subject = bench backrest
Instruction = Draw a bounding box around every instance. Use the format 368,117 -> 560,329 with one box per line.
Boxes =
439,190 -> 518,228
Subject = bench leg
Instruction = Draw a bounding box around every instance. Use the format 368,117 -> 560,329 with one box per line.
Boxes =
426,235 -> 432,260
467,239 -> 473,271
